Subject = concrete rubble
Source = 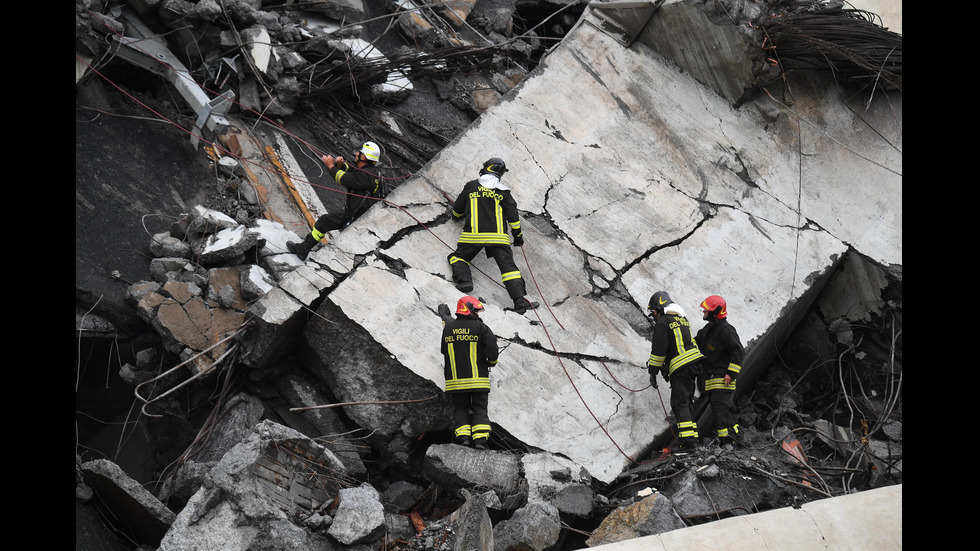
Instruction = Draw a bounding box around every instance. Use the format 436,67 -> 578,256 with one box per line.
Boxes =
76,0 -> 902,549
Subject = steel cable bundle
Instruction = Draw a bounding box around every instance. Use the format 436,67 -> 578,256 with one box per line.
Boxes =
763,8 -> 902,93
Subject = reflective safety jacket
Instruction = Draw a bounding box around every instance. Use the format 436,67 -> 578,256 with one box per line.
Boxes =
329,162 -> 382,226
441,314 -> 499,393
648,309 -> 703,379
695,318 -> 744,389
451,179 -> 521,246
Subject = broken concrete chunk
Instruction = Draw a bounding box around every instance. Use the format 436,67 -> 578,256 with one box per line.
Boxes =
241,26 -> 272,75
448,490 -> 494,551
586,492 -> 686,546
492,500 -> 561,551
149,231 -> 192,258
327,483 -> 386,545
207,266 -> 248,310
81,458 -> 176,544
159,420 -> 347,551
187,205 -> 238,237
381,480 -> 425,514
240,264 -> 275,301
279,263 -> 335,305
126,280 -> 162,306
423,444 -> 524,507
199,225 -> 259,266
163,280 -> 203,304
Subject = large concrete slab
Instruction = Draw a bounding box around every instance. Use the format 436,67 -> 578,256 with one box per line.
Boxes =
249,4 -> 901,485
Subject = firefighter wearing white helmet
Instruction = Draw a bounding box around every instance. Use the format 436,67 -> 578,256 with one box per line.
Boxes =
287,141 -> 385,260
440,295 -> 498,450
695,295 -> 745,447
447,157 -> 539,314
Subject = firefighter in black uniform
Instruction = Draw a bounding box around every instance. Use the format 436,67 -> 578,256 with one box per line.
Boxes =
448,158 -> 538,314
646,291 -> 704,452
288,141 -> 384,260
695,295 -> 745,446
441,295 -> 498,449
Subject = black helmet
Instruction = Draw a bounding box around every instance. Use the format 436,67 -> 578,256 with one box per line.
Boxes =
480,157 -> 508,176
648,291 -> 672,314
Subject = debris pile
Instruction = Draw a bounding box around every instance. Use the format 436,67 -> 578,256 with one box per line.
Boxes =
121,206 -> 302,410
75,1 -> 902,550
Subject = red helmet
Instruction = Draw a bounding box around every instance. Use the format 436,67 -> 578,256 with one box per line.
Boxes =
701,295 -> 728,319
456,295 -> 485,316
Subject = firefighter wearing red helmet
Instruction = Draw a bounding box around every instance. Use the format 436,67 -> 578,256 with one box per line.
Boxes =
695,295 -> 745,447
646,291 -> 704,453
440,296 -> 498,450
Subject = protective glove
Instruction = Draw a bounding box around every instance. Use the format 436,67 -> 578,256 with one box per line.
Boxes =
513,233 -> 524,247
660,367 -> 670,384
649,371 -> 658,389
437,303 -> 452,323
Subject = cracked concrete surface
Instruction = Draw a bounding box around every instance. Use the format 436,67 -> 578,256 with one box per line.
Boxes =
245,16 -> 900,484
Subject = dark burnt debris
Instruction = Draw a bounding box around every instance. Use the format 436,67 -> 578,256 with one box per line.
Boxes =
75,0 -> 588,187
75,1 -> 901,550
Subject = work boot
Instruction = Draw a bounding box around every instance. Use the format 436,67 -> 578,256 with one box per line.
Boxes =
454,436 -> 471,447
721,433 -> 743,448
473,439 -> 489,450
287,234 -> 318,260
674,437 -> 699,454
456,282 -> 474,293
513,297 -> 539,314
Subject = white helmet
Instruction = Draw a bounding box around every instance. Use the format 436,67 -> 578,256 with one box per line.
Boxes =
359,141 -> 381,163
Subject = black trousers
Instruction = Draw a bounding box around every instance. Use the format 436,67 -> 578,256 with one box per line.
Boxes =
701,373 -> 738,437
313,212 -> 348,234
669,363 -> 701,439
449,392 -> 491,442
448,244 -> 526,299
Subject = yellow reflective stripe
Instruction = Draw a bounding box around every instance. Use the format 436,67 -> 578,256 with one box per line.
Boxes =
677,421 -> 699,438
500,270 -> 521,282
452,209 -> 464,218
728,363 -> 742,373
667,348 -> 703,375
455,425 -> 472,437
472,424 -> 491,439
458,231 -> 510,245
445,377 -> 490,391
448,255 -> 470,266
334,168 -> 347,184
509,221 -> 520,231
716,427 -> 729,437
672,326 -> 684,356
704,377 -> 736,391
447,343 -> 458,381
648,354 -> 665,368
468,196 -> 479,230
311,228 -> 326,241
